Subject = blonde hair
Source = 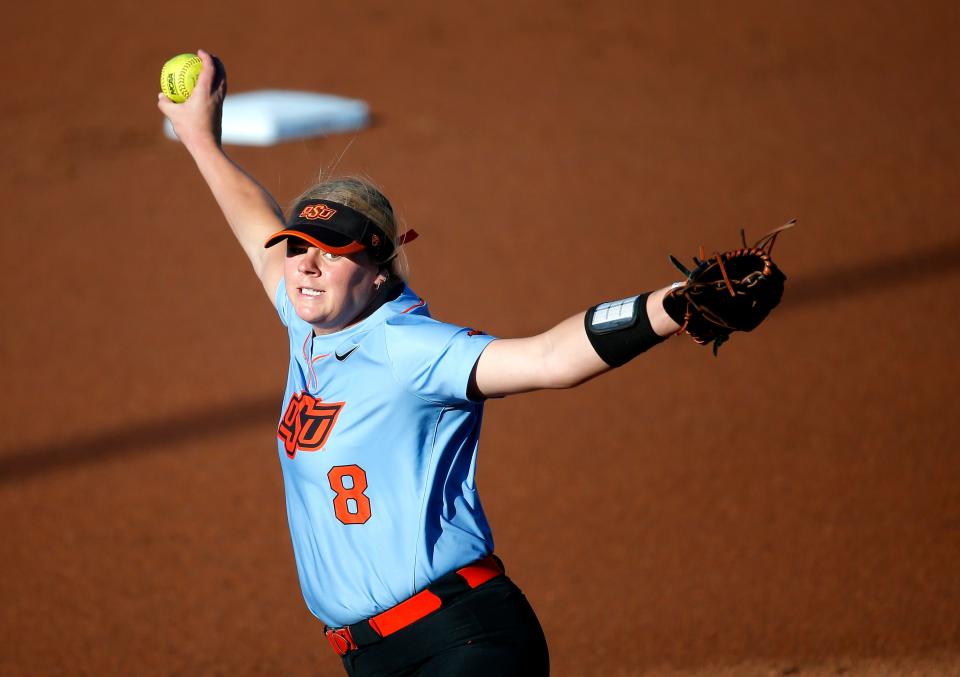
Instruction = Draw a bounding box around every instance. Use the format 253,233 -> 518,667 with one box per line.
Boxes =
293,175 -> 410,281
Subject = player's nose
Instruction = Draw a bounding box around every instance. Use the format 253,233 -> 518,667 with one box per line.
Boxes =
298,249 -> 321,274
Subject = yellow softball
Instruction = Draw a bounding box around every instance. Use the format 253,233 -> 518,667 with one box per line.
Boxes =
160,53 -> 203,103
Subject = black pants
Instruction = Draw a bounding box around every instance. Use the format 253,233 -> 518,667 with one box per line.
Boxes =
338,576 -> 549,677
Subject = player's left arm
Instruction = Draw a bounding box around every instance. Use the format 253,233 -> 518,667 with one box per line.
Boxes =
470,285 -> 680,399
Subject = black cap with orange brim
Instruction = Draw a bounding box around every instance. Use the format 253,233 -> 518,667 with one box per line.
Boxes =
265,198 -> 418,261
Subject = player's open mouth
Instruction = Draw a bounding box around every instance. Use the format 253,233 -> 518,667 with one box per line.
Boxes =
299,288 -> 324,297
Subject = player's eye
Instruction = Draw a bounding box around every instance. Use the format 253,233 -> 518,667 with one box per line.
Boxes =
286,243 -> 308,257
321,251 -> 342,262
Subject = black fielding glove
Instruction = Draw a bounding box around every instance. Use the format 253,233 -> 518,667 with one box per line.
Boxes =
662,220 -> 795,355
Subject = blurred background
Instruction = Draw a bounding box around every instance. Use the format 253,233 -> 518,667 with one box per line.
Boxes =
2,1 -> 958,674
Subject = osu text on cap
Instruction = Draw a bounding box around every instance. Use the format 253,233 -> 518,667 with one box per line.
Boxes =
300,204 -> 337,220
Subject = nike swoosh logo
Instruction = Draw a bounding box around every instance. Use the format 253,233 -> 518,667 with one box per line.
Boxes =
335,345 -> 359,361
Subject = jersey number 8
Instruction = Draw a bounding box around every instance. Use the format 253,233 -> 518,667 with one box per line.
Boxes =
327,465 -> 372,524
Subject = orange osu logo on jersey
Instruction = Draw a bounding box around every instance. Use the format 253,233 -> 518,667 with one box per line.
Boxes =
299,204 -> 337,220
278,392 -> 344,458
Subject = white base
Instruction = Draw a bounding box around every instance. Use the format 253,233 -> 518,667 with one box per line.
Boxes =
163,89 -> 370,146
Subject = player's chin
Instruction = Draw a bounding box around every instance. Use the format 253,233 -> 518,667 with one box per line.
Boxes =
293,299 -> 329,321
295,303 -> 324,318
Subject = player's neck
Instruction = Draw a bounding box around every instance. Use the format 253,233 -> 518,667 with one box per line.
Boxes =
312,278 -> 405,336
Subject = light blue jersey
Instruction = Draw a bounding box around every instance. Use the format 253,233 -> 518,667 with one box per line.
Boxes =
274,281 -> 498,627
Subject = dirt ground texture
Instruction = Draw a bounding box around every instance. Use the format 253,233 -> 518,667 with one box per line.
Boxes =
2,1 -> 959,675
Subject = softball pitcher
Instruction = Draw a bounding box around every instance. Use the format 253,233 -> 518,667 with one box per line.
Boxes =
158,50 -> 785,677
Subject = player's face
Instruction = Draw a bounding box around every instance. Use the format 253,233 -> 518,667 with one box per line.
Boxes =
283,239 -> 383,334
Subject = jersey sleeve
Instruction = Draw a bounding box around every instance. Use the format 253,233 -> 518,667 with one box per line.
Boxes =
383,317 -> 497,405
275,278 -> 295,327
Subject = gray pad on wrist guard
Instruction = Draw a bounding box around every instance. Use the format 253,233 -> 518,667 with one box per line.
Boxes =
585,292 -> 666,367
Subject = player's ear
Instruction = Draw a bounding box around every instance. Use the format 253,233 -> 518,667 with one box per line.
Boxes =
374,269 -> 389,290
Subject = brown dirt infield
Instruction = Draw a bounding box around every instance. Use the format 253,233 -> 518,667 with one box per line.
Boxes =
2,1 -> 959,675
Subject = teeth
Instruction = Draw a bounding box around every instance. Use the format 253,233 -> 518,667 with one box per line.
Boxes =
301,288 -> 322,296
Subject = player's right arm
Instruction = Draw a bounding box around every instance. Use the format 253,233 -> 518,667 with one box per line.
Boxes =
156,49 -> 284,306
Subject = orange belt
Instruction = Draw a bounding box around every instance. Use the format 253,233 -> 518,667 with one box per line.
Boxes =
325,554 -> 503,657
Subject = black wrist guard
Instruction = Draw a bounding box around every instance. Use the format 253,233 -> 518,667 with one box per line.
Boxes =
585,292 -> 666,367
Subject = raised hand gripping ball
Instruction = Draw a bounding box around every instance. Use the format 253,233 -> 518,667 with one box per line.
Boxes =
160,53 -> 203,103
